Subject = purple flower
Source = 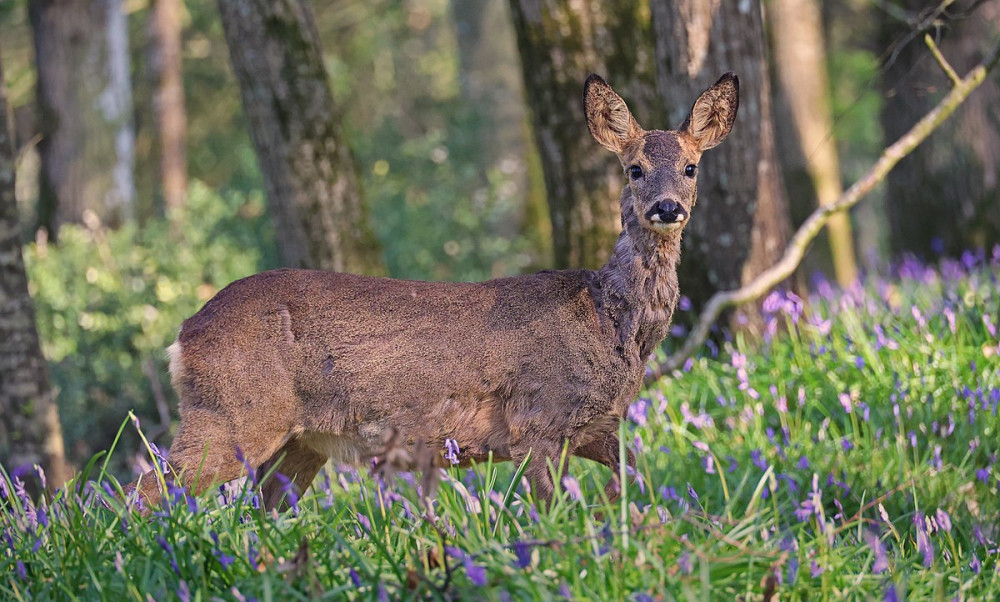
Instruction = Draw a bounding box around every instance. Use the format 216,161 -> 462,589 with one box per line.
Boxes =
977,467 -> 991,483
794,500 -> 816,522
274,473 -> 299,511
810,560 -> 823,578
914,513 -> 934,567
627,398 -> 651,426
703,456 -> 716,474
178,580 -> 191,602
464,556 -> 487,586
971,553 -> 982,574
33,465 -> 46,490
984,314 -> 997,338
839,393 -> 853,414
444,439 -> 460,465
234,446 -> 258,485
884,584 -> 899,602
686,483 -> 699,502
156,535 -> 180,575
797,456 -> 810,470
678,552 -> 693,574
561,476 -> 583,502
866,531 -> 889,573
786,555 -> 799,585
930,446 -> 942,470
935,509 -> 951,533
349,567 -> 363,587
513,541 -> 532,569
841,437 -> 854,452
15,560 -> 26,580
357,513 -> 372,532
14,477 -> 30,507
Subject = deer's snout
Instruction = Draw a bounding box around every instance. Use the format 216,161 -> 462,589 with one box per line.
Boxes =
645,199 -> 688,226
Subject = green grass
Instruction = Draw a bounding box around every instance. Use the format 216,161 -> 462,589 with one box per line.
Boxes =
3,249 -> 1000,600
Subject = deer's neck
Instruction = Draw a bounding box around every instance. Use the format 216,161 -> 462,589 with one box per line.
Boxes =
597,228 -> 682,361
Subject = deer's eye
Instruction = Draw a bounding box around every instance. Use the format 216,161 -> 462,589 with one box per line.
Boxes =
627,165 -> 644,180
684,164 -> 697,178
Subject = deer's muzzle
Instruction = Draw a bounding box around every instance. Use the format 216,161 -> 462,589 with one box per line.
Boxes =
645,200 -> 688,228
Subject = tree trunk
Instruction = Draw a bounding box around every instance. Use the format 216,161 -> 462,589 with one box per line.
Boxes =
880,1 -> 1000,258
651,0 -> 792,327
217,0 -> 383,274
770,0 -> 858,287
0,51 -> 69,492
30,0 -> 135,235
508,0 -> 657,269
149,0 -> 189,213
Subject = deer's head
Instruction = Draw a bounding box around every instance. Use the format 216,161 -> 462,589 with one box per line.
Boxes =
584,73 -> 738,239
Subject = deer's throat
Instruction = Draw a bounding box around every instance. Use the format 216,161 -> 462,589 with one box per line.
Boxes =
598,230 -> 682,358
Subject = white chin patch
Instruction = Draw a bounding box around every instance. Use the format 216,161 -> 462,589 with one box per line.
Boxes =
650,218 -> 685,233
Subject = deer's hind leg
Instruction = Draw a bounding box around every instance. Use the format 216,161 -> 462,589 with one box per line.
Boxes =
126,407 -> 290,513
257,437 -> 327,511
573,434 -> 636,503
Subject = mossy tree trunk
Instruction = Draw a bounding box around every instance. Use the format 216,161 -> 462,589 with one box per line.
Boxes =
651,0 -> 792,328
508,0 -> 657,270
217,0 -> 383,274
0,51 -> 69,492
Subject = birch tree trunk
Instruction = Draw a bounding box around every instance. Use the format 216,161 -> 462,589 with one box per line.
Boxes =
508,0 -> 657,269
0,51 -> 69,491
217,0 -> 383,274
651,0 -> 792,328
30,0 -> 135,234
149,0 -> 189,213
770,0 -> 858,287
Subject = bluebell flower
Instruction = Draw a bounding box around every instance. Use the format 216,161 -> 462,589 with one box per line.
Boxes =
513,541 -> 532,569
677,552 -> 693,574
444,439 -> 461,465
561,476 -> 583,502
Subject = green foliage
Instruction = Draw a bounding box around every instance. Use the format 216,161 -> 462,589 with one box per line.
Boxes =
363,107 -> 538,281
24,181 -> 277,473
322,0 -> 543,281
4,252 -> 999,598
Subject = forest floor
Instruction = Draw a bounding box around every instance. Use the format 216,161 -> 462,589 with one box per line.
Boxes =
3,248 -> 1000,600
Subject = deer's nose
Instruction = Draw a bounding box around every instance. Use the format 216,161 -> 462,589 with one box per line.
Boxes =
646,199 -> 688,224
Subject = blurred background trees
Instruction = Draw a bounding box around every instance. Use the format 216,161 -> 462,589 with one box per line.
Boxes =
0,0 -> 996,480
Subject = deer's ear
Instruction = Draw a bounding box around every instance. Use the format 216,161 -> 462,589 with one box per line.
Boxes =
584,74 -> 643,153
682,72 -> 739,151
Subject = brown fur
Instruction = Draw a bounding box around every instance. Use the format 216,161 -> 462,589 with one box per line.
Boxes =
126,73 -> 739,511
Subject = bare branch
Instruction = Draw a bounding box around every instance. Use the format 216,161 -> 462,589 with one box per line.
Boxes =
924,33 -> 961,86
644,36 -> 1000,385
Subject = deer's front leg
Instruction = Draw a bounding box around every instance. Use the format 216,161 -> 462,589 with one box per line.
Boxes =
573,434 -> 636,503
512,440 -> 564,509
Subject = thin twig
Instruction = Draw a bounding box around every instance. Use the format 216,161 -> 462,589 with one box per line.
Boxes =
924,33 -> 960,86
644,36 -> 1000,385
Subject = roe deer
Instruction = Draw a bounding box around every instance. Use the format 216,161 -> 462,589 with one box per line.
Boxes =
127,73 -> 739,511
